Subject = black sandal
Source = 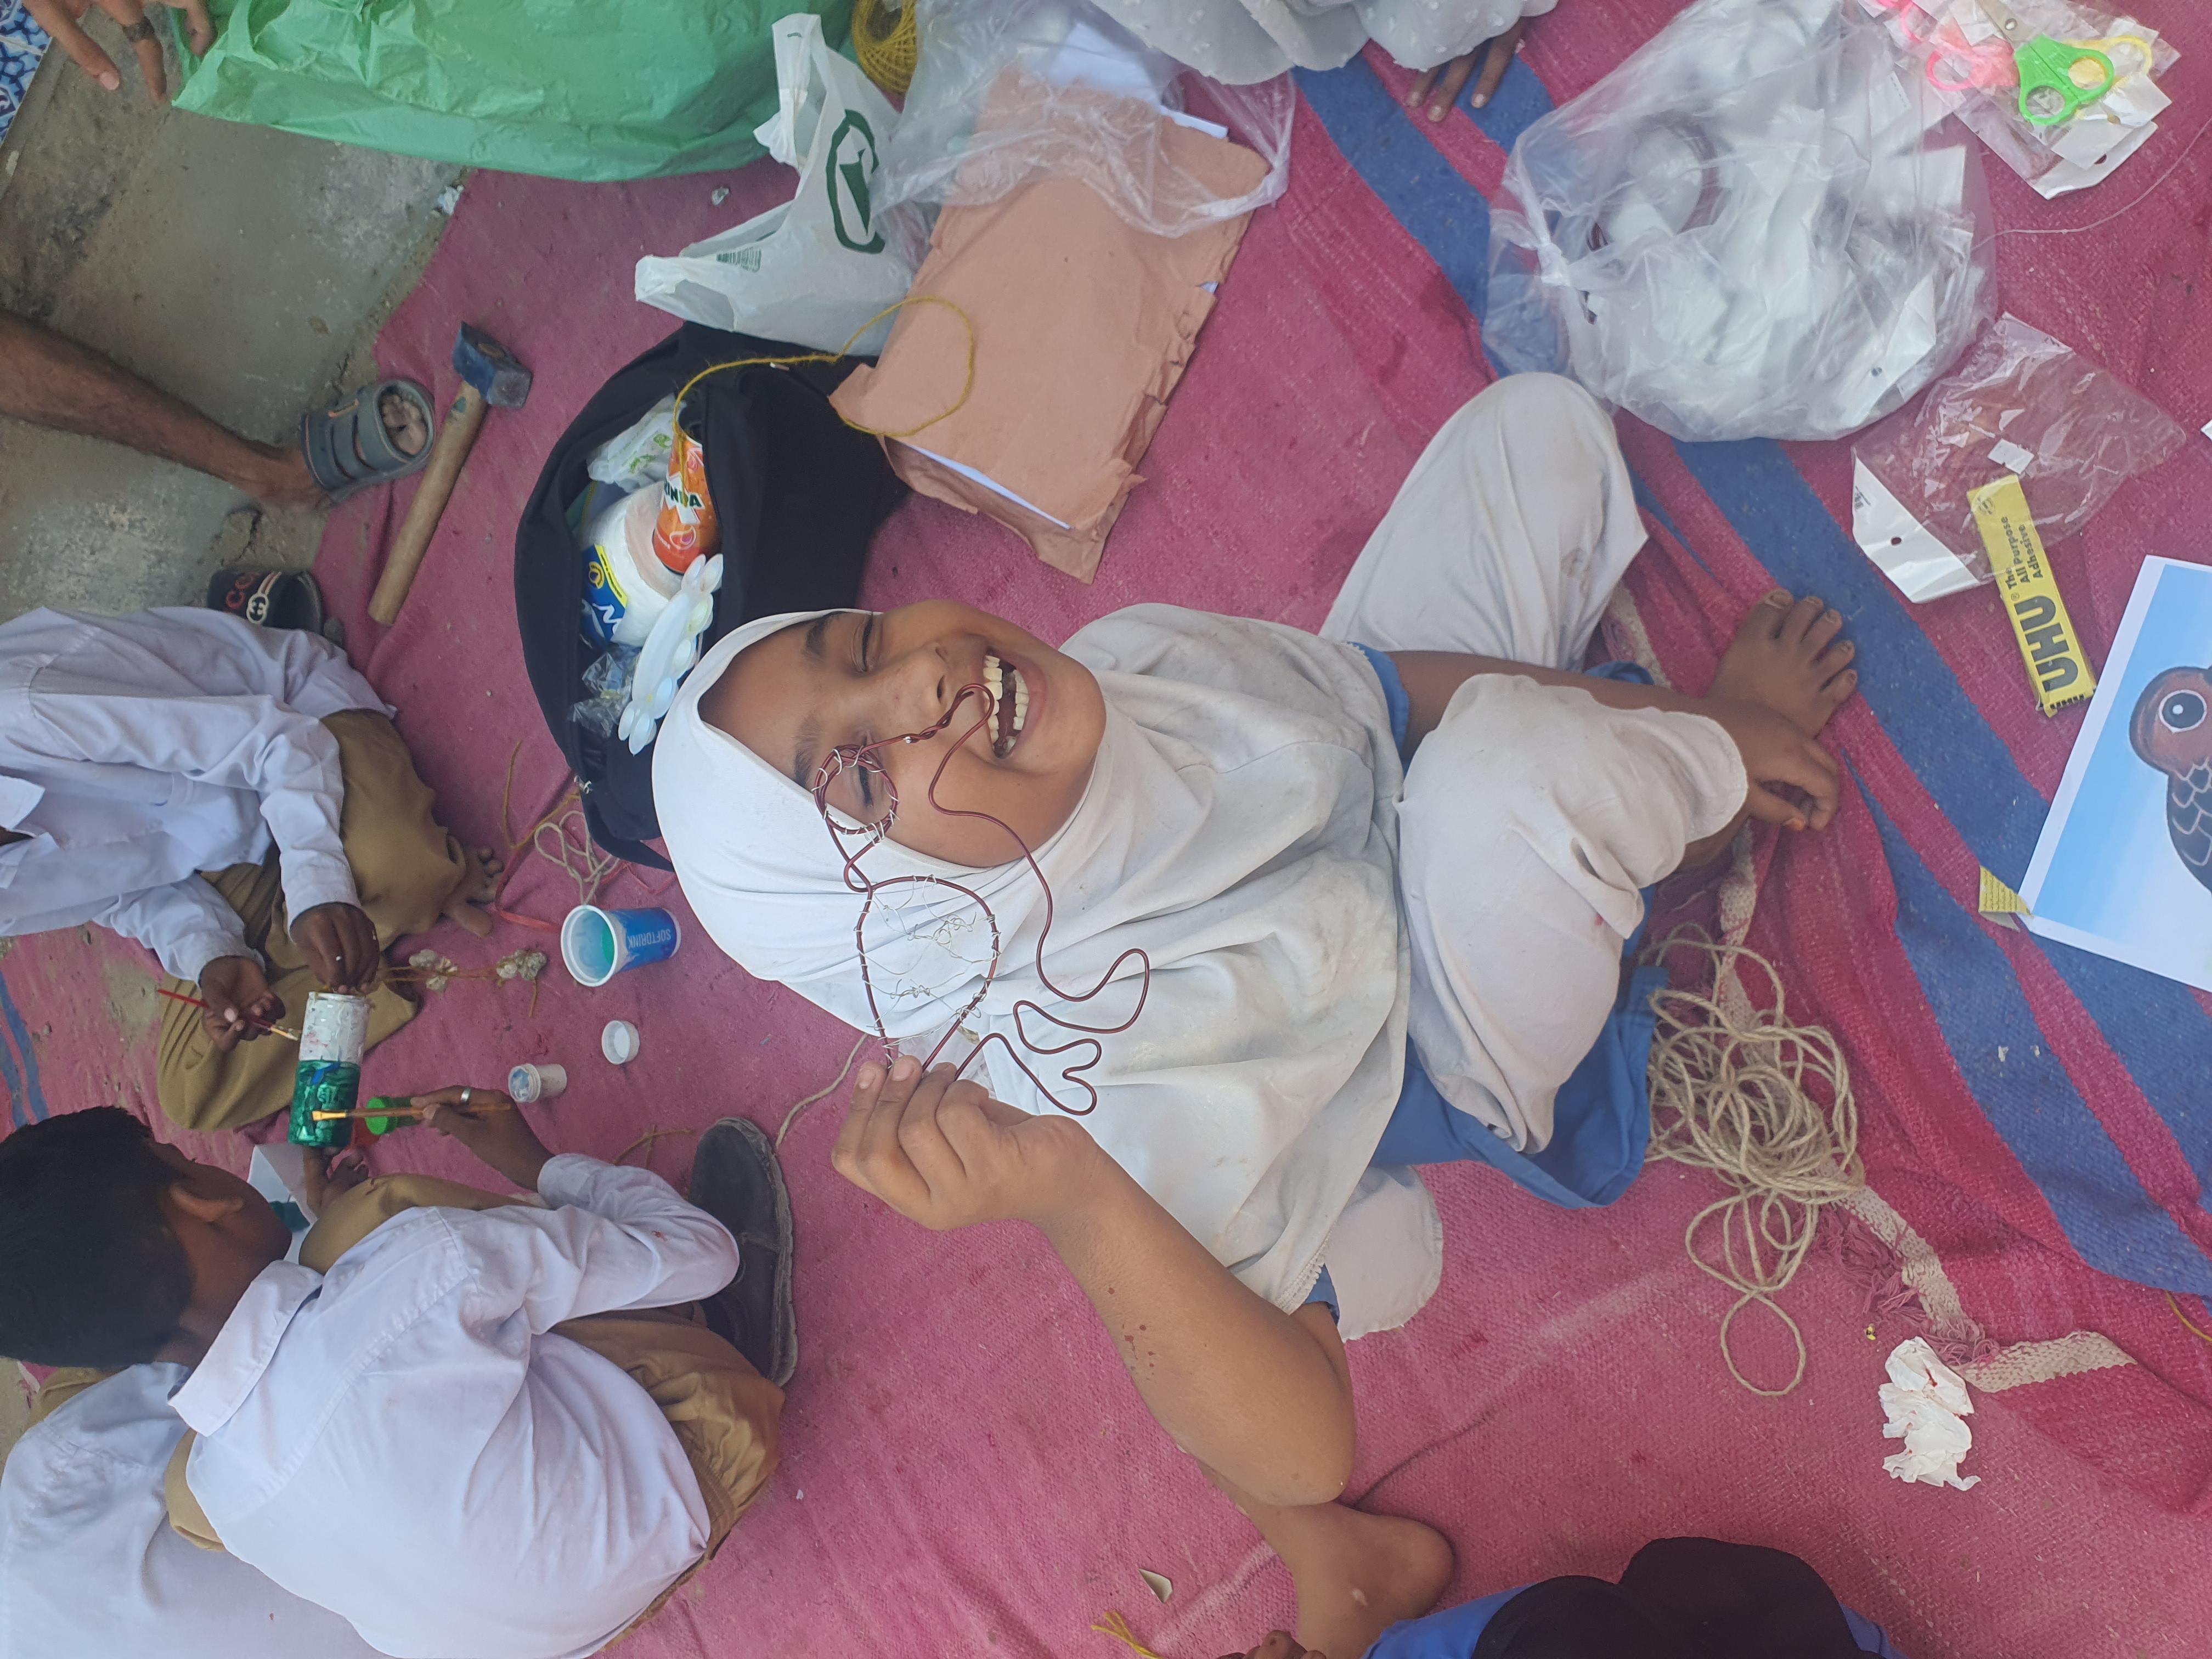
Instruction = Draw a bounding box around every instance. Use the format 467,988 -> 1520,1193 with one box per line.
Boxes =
689,1117 -> 798,1388
300,379 -> 436,505
205,568 -> 330,636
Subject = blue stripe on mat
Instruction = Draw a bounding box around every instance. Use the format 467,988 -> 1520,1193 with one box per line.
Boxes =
1297,54 -> 2212,1260
1295,62 -> 1495,317
0,968 -> 44,1124
1671,445 -> 2212,1204
0,967 -> 36,1128
1864,781 -> 2212,1292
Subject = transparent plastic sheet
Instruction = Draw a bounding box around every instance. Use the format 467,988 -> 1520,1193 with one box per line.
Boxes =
1850,314 -> 2187,600
876,0 -> 1293,237
1483,0 -> 1996,444
1859,0 -> 2179,198
572,647 -> 640,740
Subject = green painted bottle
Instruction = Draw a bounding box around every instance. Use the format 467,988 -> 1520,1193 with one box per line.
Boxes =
286,992 -> 372,1149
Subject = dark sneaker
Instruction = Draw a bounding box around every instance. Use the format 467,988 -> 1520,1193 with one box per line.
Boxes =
206,568 -> 328,635
688,1118 -> 796,1388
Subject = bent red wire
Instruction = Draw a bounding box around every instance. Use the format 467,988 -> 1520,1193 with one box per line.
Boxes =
811,680 -> 1149,1115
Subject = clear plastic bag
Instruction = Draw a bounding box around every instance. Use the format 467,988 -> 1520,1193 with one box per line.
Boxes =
1859,0 -> 2179,198
1484,0 -> 1996,443
877,0 -> 1293,237
1850,313 -> 2187,600
571,646 -> 641,739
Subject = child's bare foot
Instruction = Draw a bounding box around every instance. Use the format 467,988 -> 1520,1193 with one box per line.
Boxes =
441,845 -> 505,938
1288,1505 -> 1455,1659
1709,590 -> 1858,739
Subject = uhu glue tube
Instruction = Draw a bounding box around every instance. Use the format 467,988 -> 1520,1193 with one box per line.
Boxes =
1971,475 -> 2096,717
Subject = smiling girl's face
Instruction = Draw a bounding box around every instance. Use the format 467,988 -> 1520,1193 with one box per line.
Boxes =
699,602 -> 1107,868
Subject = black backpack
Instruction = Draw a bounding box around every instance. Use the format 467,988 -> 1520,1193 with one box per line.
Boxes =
514,323 -> 905,867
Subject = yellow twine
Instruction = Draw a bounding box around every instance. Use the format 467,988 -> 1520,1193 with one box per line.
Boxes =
1644,932 -> 1863,1397
776,1036 -> 870,1149
1091,1611 -> 1169,1659
851,0 -> 918,97
2168,1292 -> 2212,1345
613,1126 -> 696,1170
673,295 -> 977,443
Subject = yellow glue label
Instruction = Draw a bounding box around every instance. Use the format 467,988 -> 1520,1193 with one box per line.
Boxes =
1970,475 -> 2095,716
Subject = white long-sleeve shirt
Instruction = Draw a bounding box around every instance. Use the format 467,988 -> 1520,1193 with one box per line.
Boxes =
0,607 -> 389,981
170,1155 -> 742,1659
0,1364 -> 383,1659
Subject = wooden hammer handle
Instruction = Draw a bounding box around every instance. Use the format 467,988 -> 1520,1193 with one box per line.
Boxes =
370,384 -> 489,626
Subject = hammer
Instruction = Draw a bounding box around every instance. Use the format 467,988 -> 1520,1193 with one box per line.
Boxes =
368,323 -> 532,625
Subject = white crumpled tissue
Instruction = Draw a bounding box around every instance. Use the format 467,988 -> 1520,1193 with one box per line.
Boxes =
1880,1337 -> 1979,1491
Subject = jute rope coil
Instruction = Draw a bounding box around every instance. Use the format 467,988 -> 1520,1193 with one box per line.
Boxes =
1644,929 -> 1864,1397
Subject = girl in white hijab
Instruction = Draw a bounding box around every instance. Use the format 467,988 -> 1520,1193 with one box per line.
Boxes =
652,373 -> 1854,1648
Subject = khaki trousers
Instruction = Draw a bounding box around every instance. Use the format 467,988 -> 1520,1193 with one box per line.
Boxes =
154,710 -> 466,1133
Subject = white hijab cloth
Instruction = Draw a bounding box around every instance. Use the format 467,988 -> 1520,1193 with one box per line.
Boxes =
656,603 -> 1441,1335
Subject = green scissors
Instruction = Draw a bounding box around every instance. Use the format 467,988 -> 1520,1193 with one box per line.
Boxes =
1933,0 -> 2148,125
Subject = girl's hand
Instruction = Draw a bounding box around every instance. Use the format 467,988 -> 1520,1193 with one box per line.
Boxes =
832,1058 -> 1101,1232
1708,701 -> 1841,832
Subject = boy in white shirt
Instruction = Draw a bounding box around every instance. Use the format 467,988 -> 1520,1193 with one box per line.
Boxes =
0,605 -> 498,1131
0,1364 -> 385,1659
0,1100 -> 795,1659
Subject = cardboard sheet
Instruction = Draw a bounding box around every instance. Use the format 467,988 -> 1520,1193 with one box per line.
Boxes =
831,80 -> 1266,581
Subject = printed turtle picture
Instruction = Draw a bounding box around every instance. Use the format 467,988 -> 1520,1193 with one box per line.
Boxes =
2130,665 -> 2212,895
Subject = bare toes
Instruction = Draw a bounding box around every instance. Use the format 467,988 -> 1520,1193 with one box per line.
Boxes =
1804,607 -> 1844,653
1781,595 -> 1827,645
1815,638 -> 1855,676
1752,590 -> 1794,639
445,898 -> 495,938
1825,668 -> 1859,703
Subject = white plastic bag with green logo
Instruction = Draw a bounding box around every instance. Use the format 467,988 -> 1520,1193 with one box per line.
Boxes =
635,15 -> 925,354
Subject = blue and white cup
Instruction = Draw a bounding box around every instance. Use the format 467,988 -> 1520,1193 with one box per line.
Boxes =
561,904 -> 681,988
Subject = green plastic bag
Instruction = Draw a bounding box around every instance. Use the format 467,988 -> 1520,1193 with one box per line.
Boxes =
172,0 -> 855,181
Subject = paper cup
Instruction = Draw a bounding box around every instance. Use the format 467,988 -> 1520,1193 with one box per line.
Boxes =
562,904 -> 681,988
509,1063 -> 568,1103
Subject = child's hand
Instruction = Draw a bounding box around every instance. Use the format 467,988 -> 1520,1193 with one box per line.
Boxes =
832,1057 -> 1101,1232
198,954 -> 283,1052
409,1086 -> 553,1191
297,1146 -> 367,1212
1709,701 -> 1841,832
1404,19 -> 1527,121
291,900 -> 381,992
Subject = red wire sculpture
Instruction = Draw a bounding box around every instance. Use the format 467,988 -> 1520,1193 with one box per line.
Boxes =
811,681 -> 1149,1115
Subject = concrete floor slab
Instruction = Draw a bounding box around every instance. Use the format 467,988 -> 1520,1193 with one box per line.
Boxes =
0,28 -> 457,620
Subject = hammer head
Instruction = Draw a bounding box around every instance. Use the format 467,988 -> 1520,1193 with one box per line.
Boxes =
452,323 -> 532,409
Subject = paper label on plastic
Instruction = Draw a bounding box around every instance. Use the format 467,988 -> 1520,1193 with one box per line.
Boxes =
1972,475 -> 2097,715
1988,437 -> 2034,473
1852,459 -> 1983,602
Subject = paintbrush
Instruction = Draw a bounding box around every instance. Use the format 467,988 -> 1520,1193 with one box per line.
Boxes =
155,986 -> 303,1042
310,1098 -> 516,1123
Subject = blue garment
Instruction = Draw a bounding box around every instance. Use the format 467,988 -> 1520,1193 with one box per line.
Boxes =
1362,1586 -> 1910,1658
1351,645 -> 1662,1209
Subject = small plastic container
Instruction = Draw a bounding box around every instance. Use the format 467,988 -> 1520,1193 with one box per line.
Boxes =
602,1020 -> 641,1065
509,1062 -> 568,1103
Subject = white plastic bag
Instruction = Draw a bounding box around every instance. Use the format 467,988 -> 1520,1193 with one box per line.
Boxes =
1485,0 -> 1995,443
635,15 -> 928,354
586,394 -> 677,491
878,0 -> 1292,238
